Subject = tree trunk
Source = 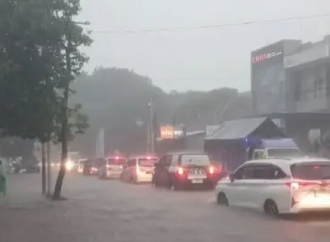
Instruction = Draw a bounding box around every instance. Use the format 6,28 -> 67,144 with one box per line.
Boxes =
41,142 -> 46,195
53,35 -> 71,200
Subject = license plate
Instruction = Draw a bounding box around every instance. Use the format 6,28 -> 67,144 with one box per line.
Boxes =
188,175 -> 206,179
191,179 -> 203,184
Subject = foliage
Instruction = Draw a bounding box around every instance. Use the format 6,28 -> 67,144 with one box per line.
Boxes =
70,67 -> 252,157
0,0 -> 91,143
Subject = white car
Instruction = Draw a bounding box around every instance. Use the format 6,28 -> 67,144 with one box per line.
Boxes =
121,156 -> 158,183
98,157 -> 127,179
215,157 -> 330,216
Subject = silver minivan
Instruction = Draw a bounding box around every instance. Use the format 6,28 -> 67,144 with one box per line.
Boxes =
98,156 -> 127,179
121,156 -> 158,183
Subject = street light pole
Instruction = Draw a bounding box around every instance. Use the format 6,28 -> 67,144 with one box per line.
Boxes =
216,97 -> 236,124
148,99 -> 155,154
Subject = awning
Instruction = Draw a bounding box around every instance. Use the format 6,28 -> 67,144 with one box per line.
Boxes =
205,117 -> 269,140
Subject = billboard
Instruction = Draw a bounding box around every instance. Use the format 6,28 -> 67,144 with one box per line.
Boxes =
251,41 -> 285,115
160,126 -> 174,139
160,125 -> 186,140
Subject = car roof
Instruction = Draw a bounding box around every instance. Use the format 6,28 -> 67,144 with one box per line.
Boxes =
166,150 -> 207,155
106,156 -> 126,159
245,157 -> 330,166
129,156 -> 159,160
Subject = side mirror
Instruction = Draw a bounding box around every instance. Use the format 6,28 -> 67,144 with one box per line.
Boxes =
229,173 -> 235,182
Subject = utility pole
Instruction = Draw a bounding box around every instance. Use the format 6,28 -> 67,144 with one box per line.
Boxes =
148,98 -> 155,154
216,97 -> 235,124
41,142 -> 46,195
46,141 -> 51,196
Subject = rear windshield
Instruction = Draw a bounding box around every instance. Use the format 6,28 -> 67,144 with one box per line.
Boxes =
181,155 -> 211,166
108,158 -> 126,165
138,158 -> 157,167
291,163 -> 330,180
268,148 -> 302,158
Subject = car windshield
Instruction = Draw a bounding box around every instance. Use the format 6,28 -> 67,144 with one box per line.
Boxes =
181,154 -> 211,166
108,158 -> 126,165
138,158 -> 157,167
291,163 -> 330,180
267,148 -> 303,158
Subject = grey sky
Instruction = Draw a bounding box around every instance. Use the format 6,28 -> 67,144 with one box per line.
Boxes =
79,0 -> 330,92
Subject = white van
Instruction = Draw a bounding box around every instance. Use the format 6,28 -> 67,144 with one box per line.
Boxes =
98,156 -> 127,179
121,156 -> 158,183
216,157 -> 330,216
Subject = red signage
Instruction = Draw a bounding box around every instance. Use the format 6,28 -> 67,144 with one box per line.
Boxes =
252,51 -> 283,64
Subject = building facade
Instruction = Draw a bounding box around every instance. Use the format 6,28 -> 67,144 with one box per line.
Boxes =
251,39 -> 301,115
251,35 -> 330,152
284,36 -> 330,112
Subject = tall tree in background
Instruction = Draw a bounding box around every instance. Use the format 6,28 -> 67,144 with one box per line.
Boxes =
0,0 -> 91,199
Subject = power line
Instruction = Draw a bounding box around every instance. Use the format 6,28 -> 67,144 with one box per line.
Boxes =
93,13 -> 330,34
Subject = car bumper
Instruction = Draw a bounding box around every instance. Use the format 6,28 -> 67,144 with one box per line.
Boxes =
287,197 -> 330,214
176,177 -> 216,189
136,173 -> 153,183
24,168 -> 40,173
106,171 -> 122,179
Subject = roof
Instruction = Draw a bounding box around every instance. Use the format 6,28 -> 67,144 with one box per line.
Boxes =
245,157 -> 330,166
261,138 -> 297,148
186,130 -> 205,137
166,150 -> 206,155
205,117 -> 268,140
128,155 -> 159,159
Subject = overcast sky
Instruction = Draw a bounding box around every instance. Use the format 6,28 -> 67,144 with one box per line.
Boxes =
79,0 -> 330,92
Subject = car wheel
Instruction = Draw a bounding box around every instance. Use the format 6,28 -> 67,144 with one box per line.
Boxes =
264,199 -> 279,217
154,178 -> 160,187
217,192 -> 229,206
169,180 -> 180,191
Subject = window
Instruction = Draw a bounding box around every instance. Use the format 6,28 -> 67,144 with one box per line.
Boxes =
234,164 -> 287,180
253,150 -> 265,160
171,155 -> 179,166
267,148 -> 302,158
164,155 -> 172,166
107,158 -> 126,165
180,154 -> 211,166
234,165 -> 254,180
291,163 -> 330,180
253,164 -> 287,179
138,158 -> 157,167
127,159 -> 136,167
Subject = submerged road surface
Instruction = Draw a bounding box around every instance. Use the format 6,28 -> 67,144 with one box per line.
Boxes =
1,173 -> 330,242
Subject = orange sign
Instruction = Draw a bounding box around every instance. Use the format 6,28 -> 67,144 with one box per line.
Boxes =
160,126 -> 174,139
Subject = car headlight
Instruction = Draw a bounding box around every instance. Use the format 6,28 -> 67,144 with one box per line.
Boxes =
65,160 -> 74,171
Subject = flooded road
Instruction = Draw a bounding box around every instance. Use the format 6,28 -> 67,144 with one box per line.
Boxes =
1,173 -> 330,242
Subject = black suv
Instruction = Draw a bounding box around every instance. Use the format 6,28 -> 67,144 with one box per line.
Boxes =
152,151 -> 220,190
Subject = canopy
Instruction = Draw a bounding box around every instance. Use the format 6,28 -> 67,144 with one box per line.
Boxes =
205,117 -> 284,141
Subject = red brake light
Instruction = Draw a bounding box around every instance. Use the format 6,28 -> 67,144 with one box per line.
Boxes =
147,156 -> 151,160
285,181 -> 318,190
115,156 -> 119,160
209,166 -> 214,174
177,167 -> 184,175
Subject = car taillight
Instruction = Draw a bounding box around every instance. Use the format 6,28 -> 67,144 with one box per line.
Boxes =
285,181 -> 316,190
176,166 -> 187,176
177,167 -> 184,175
209,166 -> 214,174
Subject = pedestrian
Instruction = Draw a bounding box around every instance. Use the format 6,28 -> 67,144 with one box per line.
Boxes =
0,159 -> 7,196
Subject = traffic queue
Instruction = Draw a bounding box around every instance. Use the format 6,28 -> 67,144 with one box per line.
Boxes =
68,151 -> 330,217
75,152 -> 226,190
